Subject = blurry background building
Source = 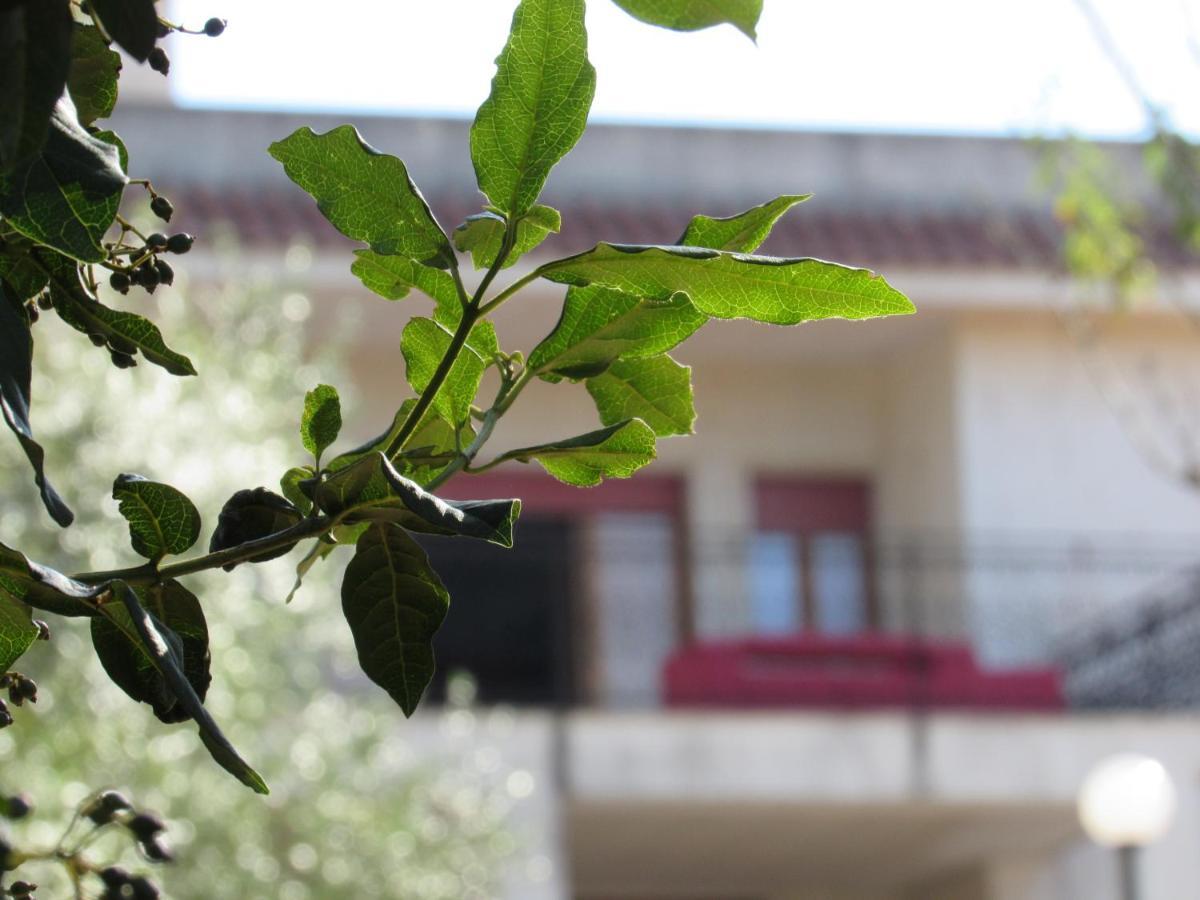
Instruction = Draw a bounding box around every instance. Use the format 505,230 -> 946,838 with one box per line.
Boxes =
65,26 -> 1200,900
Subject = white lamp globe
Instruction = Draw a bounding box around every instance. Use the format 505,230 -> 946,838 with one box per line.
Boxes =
1077,753 -> 1177,848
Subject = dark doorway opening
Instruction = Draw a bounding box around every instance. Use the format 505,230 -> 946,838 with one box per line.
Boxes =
420,517 -> 578,706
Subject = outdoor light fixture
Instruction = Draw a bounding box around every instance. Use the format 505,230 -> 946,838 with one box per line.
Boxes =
1077,753 -> 1177,900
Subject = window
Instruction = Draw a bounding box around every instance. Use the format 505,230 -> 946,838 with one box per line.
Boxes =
749,478 -> 875,635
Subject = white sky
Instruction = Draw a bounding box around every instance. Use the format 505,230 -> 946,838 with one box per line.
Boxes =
168,0 -> 1200,137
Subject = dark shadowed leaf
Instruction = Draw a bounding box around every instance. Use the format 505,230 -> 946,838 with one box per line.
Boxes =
586,355 -> 695,437
0,283 -> 73,526
66,23 -> 121,126
91,580 -> 210,723
453,205 -> 560,270
87,0 -> 158,62
104,582 -> 268,793
270,126 -> 453,267
0,95 -> 126,262
471,0 -> 595,217
341,523 -> 450,716
209,488 -> 303,570
0,0 -> 73,173
611,0 -> 762,39
112,474 -> 202,561
496,418 -> 657,486
536,243 -> 916,325
301,383 -> 342,461
0,541 -> 102,619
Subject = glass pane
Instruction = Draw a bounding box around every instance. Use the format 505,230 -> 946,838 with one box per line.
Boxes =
749,531 -> 799,634
811,532 -> 866,635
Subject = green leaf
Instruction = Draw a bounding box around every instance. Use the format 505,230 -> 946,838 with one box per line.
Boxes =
66,23 -> 121,126
0,540 -> 102,619
280,466 -> 315,516
301,383 -> 342,462
500,418 -> 657,486
586,355 -> 695,437
315,453 -> 520,548
269,126 -> 453,267
0,0 -> 73,173
0,592 -> 37,674
351,250 -> 460,322
528,286 -> 705,381
453,204 -> 561,270
401,317 -> 495,426
39,248 -> 195,374
91,580 -> 211,724
209,488 -> 303,570
535,243 -> 916,325
87,0 -> 158,62
0,283 -> 73,526
104,582 -> 268,793
0,94 -> 127,263
341,522 -> 450,717
112,474 -> 202,561
679,194 -> 810,252
611,0 -> 762,39
0,240 -> 51,303
470,0 -> 596,217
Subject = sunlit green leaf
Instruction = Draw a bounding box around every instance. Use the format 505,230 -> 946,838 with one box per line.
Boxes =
269,126 -> 453,267
341,522 -> 450,717
499,418 -> 657,486
67,23 -> 121,126
351,250 -> 460,322
611,0 -> 762,39
301,383 -> 342,462
679,194 -> 809,252
536,243 -> 915,325
0,592 -> 37,674
471,0 -> 596,217
401,317 -> 495,426
586,355 -> 694,437
280,466 -> 315,517
112,474 -> 202,561
453,204 -> 560,270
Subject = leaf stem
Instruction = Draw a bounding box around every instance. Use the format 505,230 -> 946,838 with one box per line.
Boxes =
477,268 -> 541,317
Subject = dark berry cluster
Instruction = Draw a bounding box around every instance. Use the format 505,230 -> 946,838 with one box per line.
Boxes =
0,674 -> 37,728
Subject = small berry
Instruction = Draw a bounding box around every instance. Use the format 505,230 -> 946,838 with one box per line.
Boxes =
145,232 -> 168,251
203,17 -> 226,37
140,837 -> 174,863
0,835 -> 13,869
126,812 -> 165,841
26,303 -> 38,324
165,233 -> 193,254
33,620 -> 50,641
150,195 -> 174,222
36,293 -> 52,310
109,271 -> 131,294
0,698 -> 11,729
156,21 -> 171,39
135,262 -> 160,291
9,880 -> 36,897
4,794 -> 32,820
88,332 -> 107,347
110,350 -> 137,369
100,866 -> 131,888
84,791 -> 131,826
108,336 -> 137,355
129,875 -> 160,900
6,674 -> 36,706
153,259 -> 174,286
148,47 -> 170,75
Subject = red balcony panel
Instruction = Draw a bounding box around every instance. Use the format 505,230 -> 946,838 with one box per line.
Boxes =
663,635 -> 1064,712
